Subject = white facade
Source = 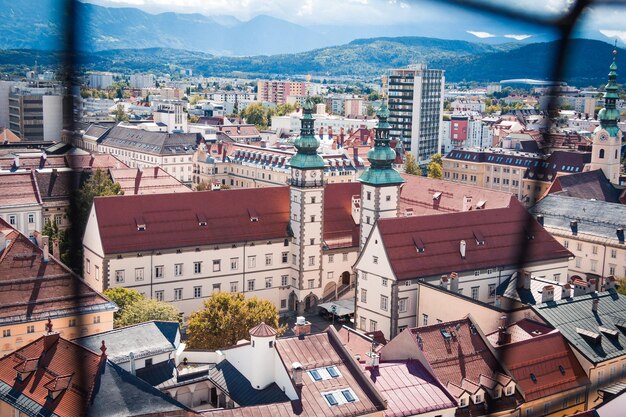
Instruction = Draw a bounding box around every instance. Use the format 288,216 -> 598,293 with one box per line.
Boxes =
589,128 -> 622,185
42,95 -> 64,142
130,73 -> 156,89
87,72 -> 115,89
271,113 -> 377,135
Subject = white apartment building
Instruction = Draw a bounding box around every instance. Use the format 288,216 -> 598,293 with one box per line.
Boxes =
130,73 -> 156,89
271,112 -> 376,135
87,72 -> 115,89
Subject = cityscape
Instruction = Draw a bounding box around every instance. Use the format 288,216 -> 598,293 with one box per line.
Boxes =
0,1 -> 626,416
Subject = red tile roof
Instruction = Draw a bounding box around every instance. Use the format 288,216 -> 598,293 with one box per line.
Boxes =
0,171 -> 42,207
109,167 -> 191,195
249,322 -> 277,338
399,173 -> 515,215
486,319 -> 553,345
66,153 -> 128,170
0,154 -> 66,171
376,199 -> 571,280
493,330 -> 589,401
0,334 -> 102,417
93,183 -> 359,255
0,219 -> 116,325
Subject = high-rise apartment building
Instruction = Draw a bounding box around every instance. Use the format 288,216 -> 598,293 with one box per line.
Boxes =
388,64 -> 445,166
257,80 -> 307,104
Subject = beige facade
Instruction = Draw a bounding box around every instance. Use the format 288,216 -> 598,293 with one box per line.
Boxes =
556,233 -> 626,281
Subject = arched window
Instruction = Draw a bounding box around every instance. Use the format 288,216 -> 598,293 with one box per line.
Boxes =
599,149 -> 605,159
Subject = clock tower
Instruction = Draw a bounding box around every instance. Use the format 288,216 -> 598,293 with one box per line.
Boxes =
590,46 -> 622,185
289,93 -> 325,312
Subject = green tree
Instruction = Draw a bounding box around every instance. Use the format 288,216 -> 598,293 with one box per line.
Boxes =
116,298 -> 181,328
186,292 -> 284,349
404,153 -> 420,175
113,104 -> 128,122
104,288 -> 143,322
189,95 -> 202,105
76,169 -> 123,234
368,92 -> 380,101
617,277 -> 626,296
240,102 -> 270,130
41,219 -> 71,264
275,103 -> 297,116
427,153 -> 443,179
365,104 -> 375,117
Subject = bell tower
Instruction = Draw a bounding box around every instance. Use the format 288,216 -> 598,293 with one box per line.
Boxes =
590,44 -> 622,184
289,76 -> 325,312
358,76 -> 405,248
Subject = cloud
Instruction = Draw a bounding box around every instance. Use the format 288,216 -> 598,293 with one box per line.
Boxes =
467,31 -> 496,39
599,30 -> 626,44
504,34 -> 532,40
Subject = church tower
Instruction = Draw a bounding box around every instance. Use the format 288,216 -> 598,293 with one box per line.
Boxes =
358,77 -> 405,249
289,83 -> 325,312
590,45 -> 622,184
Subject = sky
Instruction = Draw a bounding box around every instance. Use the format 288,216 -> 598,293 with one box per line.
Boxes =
80,0 -> 626,44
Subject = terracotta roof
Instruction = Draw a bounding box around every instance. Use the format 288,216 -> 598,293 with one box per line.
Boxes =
0,127 -> 22,143
0,171 -> 42,207
34,169 -> 73,201
493,330 -> 589,401
109,167 -> 191,195
0,334 -> 190,417
399,173 -> 515,215
544,169 -> 624,203
376,199 -> 571,280
249,322 -> 277,338
93,183 -> 359,255
0,154 -> 66,172
66,153 -> 128,170
0,219 -> 116,325
485,319 -> 553,345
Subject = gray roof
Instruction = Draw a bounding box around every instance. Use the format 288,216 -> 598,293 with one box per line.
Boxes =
531,290 -> 626,364
531,194 -> 626,243
75,321 -> 179,364
83,124 -> 111,140
100,125 -> 200,155
497,273 -> 570,305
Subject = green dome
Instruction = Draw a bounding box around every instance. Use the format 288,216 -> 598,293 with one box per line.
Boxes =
290,98 -> 324,170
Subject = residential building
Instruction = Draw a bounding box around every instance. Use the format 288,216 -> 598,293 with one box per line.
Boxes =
531,290 -> 626,399
441,114 -> 492,154
109,166 -> 191,195
86,71 -> 115,89
530,194 -> 626,281
354,200 -> 571,340
153,100 -> 188,133
486,320 -> 590,416
34,167 -> 72,230
0,332 -> 190,417
130,73 -> 156,88
450,98 -> 486,113
0,170 -> 43,237
442,147 -> 591,206
388,64 -> 445,166
98,124 -> 201,184
382,316 -> 521,416
257,80 -> 307,105
271,112 -> 377,136
0,219 -> 117,354
543,169 -> 626,203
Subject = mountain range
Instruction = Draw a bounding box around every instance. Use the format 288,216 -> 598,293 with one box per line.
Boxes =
0,37 -> 621,86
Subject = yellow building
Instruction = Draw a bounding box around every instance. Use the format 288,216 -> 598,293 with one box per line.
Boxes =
0,219 -> 116,354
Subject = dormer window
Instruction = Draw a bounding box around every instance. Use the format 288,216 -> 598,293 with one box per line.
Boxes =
506,385 -> 514,396
459,398 -> 467,407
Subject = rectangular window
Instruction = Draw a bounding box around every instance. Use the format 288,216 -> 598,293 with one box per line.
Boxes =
8,215 -> 16,225
248,256 -> 256,268
369,320 -> 377,332
360,289 -> 367,303
281,275 -> 289,286
282,252 -> 288,263
292,254 -> 297,265
471,286 -> 479,300
343,253 -> 348,261
328,254 -> 334,263
576,242 -> 582,251
265,254 -> 272,266
373,256 -> 378,264
230,282 -> 238,293
308,279 -> 315,289
324,393 -> 338,406
213,283 -> 221,293
115,270 -> 125,283
361,272 -> 367,281
591,259 -> 598,272
265,277 -> 272,288
194,286 -> 202,298
3,329 -> 11,337
174,263 -> 183,276
55,214 -> 62,225
27,325 -> 35,334
135,267 -> 144,281
281,299 -> 287,309
69,319 -> 76,327
174,288 -> 183,300
563,240 -> 569,248
611,249 -> 617,258
308,256 -> 315,266
86,258 -> 91,273
213,260 -> 221,272
382,278 -> 388,287
230,258 -> 238,270
247,279 -> 255,291
488,283 -> 496,297
380,295 -> 388,311
155,291 -> 164,301
398,298 -> 407,313
194,262 -> 202,274
359,316 -> 366,330
342,390 -> 355,402
592,245 -> 598,255
575,257 -> 582,268
155,265 -> 164,278
422,314 -> 428,326
474,270 -> 480,276
93,316 -> 101,324
95,265 -> 100,281
28,213 -> 35,224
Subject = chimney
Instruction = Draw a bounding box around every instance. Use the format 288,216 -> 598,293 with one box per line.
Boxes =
562,283 -> 572,299
604,276 -> 616,291
43,319 -> 59,352
42,235 -> 49,262
367,352 -> 380,368
351,195 -> 361,225
328,126 -> 333,138
617,227 -> 625,244
129,352 -> 136,375
440,275 -> 449,289
52,239 -> 60,259
570,220 -> 578,235
459,240 -> 466,259
13,155 -> 19,168
587,279 -> 596,294
536,214 -> 544,226
292,362 -> 303,386
293,316 -> 311,339
462,196 -> 473,212
450,272 -> 459,293
518,271 -> 531,290
497,319 -> 511,345
153,166 -> 159,178
541,285 -> 555,303
592,299 -> 599,313
100,340 -> 108,362
134,169 -> 143,195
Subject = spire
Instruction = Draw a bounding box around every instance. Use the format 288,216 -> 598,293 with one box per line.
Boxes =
597,44 -> 620,136
290,74 -> 325,170
359,75 -> 404,186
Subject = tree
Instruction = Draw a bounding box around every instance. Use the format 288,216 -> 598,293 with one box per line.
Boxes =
104,288 -> 143,322
427,153 -> 443,179
113,104 -> 128,122
240,102 -> 270,130
41,219 -> 71,264
365,104 -> 375,117
186,292 -> 284,349
116,298 -> 181,328
195,181 -> 211,191
275,103 -> 297,116
75,169 -> 123,234
368,92 -> 380,101
404,153 -> 420,175
617,277 -> 626,296
189,95 -> 202,105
